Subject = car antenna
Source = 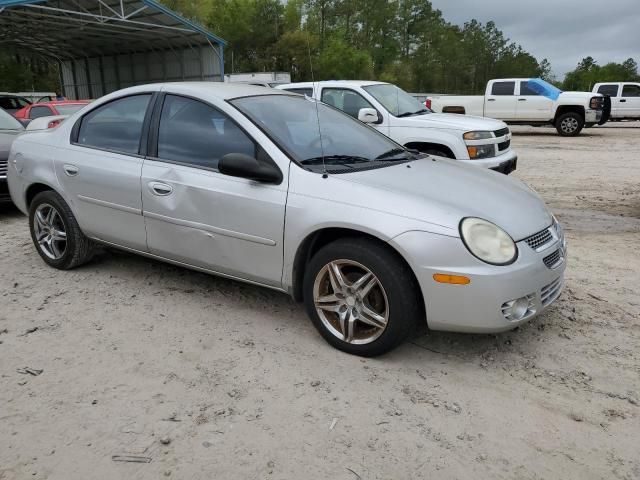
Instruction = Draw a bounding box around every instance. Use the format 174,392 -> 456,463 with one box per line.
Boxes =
306,36 -> 327,178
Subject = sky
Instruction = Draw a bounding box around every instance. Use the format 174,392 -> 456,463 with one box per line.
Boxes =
429,0 -> 640,79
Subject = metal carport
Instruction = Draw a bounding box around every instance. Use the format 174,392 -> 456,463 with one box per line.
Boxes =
0,0 -> 226,99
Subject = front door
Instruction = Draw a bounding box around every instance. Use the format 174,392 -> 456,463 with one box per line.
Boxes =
54,94 -> 153,250
485,81 -> 518,120
517,81 -> 554,120
141,94 -> 288,287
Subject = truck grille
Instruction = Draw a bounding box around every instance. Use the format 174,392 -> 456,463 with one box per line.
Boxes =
498,139 -> 511,151
494,127 -> 510,138
0,159 -> 7,177
525,227 -> 553,250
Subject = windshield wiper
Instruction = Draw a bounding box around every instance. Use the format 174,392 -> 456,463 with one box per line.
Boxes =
396,109 -> 430,118
374,148 -> 411,161
301,155 -> 370,166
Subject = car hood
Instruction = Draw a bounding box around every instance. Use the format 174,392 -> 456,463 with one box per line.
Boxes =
0,130 -> 22,160
560,91 -> 599,101
394,112 -> 508,132
336,157 -> 551,241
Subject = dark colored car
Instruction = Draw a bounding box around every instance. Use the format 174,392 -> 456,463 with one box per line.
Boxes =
0,107 -> 24,203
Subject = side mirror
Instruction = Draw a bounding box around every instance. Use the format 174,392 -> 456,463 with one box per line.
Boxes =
218,152 -> 282,184
358,107 -> 381,124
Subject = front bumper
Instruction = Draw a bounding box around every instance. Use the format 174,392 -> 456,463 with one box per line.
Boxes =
390,226 -> 566,333
458,149 -> 518,174
585,109 -> 602,123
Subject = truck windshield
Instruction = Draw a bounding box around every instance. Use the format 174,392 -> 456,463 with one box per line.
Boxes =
526,79 -> 562,100
363,84 -> 430,117
232,95 -> 417,172
0,107 -> 24,130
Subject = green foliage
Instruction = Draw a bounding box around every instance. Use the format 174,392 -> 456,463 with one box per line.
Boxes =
0,54 -> 59,93
562,57 -> 639,91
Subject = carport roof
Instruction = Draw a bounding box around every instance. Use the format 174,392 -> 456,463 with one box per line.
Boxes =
0,0 -> 226,60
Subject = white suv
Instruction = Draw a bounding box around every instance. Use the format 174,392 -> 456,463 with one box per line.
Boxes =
276,81 -> 518,174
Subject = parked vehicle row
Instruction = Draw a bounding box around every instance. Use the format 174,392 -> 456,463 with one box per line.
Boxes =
276,81 -> 518,174
7,83 -> 566,356
428,78 -> 610,136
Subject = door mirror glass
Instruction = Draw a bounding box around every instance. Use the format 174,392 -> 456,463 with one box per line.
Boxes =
218,152 -> 282,184
358,107 -> 380,124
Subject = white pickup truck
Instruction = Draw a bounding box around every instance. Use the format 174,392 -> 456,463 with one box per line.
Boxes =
428,78 -> 610,137
275,81 -> 518,174
593,82 -> 640,121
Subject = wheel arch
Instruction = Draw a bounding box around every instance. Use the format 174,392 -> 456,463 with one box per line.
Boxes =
404,141 -> 456,159
290,227 -> 425,317
25,182 -> 58,209
554,105 -> 585,123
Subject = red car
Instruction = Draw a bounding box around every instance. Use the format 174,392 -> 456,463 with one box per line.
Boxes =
14,100 -> 90,123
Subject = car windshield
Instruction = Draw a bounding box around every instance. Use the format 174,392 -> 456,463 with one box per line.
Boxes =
55,104 -> 87,115
363,84 -> 430,117
0,107 -> 24,130
231,95 -> 418,172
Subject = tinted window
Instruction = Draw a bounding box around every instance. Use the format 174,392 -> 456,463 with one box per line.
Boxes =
29,106 -> 54,119
157,95 -> 255,170
0,96 -> 30,110
77,94 -> 151,154
284,88 -> 313,97
363,84 -> 428,117
622,85 -> 640,97
321,88 -> 374,118
520,81 -> 541,96
597,84 -> 619,97
55,104 -> 87,115
491,82 -> 515,96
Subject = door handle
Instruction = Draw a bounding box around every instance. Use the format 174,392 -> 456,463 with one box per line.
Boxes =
487,98 -> 496,102
518,98 -> 527,101
149,182 -> 173,196
63,164 -> 79,176
620,99 -> 627,103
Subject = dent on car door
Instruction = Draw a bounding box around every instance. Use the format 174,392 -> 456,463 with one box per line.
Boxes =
55,93 -> 153,250
141,94 -> 288,287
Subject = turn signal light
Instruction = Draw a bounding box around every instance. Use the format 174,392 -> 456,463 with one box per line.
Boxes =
467,146 -> 478,158
433,274 -> 471,285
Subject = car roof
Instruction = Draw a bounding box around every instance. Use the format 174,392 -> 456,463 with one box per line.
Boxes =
109,82 -> 292,101
276,80 -> 389,89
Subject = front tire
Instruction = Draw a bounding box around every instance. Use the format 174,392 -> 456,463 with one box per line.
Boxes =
29,190 -> 94,269
303,237 -> 422,356
555,112 -> 584,136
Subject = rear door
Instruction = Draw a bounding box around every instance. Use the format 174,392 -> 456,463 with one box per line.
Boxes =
141,93 -> 288,287
485,81 -> 518,120
517,81 -> 554,120
55,93 -> 153,250
620,84 -> 640,117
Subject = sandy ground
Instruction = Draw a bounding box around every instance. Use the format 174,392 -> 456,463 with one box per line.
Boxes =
1,124 -> 639,480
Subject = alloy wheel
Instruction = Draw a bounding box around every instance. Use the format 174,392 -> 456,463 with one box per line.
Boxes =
313,259 -> 389,345
561,117 -> 579,134
33,203 -> 67,260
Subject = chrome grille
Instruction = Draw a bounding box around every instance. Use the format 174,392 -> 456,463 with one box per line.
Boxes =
543,249 -> 562,269
494,127 -> 510,138
525,227 -> 553,250
541,277 -> 563,306
0,158 -> 7,177
498,139 -> 511,151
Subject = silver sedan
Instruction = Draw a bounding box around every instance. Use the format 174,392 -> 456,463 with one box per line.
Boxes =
7,83 -> 566,356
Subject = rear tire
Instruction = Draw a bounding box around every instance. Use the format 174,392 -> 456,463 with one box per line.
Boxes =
303,237 -> 422,357
555,112 -> 584,136
29,190 -> 94,270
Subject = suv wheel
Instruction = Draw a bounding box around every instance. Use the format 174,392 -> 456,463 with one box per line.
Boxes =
29,190 -> 94,269
303,238 -> 422,356
555,112 -> 584,136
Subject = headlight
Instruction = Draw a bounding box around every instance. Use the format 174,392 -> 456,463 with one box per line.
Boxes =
466,144 -> 495,159
459,217 -> 517,265
463,131 -> 493,140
